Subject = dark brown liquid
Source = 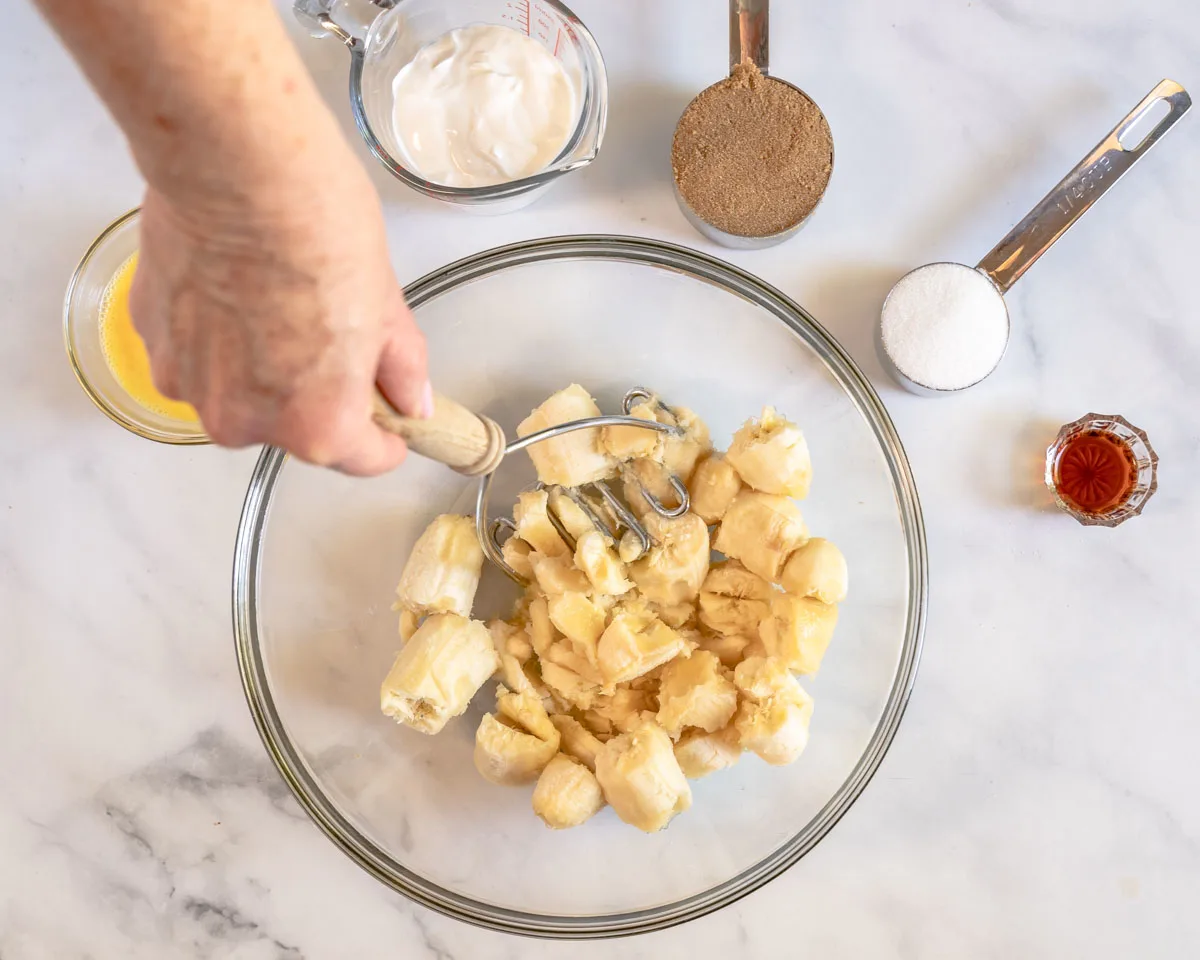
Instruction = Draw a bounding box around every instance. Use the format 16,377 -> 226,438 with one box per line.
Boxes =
1054,430 -> 1137,515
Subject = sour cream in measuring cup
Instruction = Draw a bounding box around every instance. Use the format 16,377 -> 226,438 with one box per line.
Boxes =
391,24 -> 577,188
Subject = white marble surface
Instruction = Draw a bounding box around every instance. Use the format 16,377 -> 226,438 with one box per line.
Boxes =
3,0 -> 1199,955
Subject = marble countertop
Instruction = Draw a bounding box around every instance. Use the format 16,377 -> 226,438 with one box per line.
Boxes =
3,0 -> 1199,956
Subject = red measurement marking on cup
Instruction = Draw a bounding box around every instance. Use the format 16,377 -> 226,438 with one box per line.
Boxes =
501,0 -> 531,35
553,27 -> 562,57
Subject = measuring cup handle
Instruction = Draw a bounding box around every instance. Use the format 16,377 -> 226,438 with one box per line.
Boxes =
977,79 -> 1191,293
730,0 -> 769,74
373,389 -> 506,477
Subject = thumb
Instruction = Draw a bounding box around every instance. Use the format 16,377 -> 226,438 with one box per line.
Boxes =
376,295 -> 431,420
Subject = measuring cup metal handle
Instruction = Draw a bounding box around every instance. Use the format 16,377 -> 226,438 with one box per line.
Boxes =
730,0 -> 769,74
977,79 -> 1191,294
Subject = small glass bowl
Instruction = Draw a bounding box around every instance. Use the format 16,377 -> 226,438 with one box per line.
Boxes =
1045,413 -> 1157,527
63,208 -> 209,445
296,0 -> 608,213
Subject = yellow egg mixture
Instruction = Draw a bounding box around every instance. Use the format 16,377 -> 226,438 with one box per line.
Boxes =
99,253 -> 198,423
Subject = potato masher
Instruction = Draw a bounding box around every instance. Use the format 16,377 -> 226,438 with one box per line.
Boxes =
373,387 -> 690,583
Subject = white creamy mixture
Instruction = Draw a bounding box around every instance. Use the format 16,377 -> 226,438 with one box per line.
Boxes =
880,262 -> 1009,390
391,24 -> 577,188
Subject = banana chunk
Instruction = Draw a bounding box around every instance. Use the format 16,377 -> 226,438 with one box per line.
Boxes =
514,489 -> 570,557
758,594 -> 838,676
517,384 -> 617,488
474,685 -> 561,785
539,660 -> 603,711
696,631 -> 753,669
548,591 -> 607,652
595,723 -> 692,832
380,613 -> 499,735
779,538 -> 848,604
597,601 -> 693,685
529,551 -> 593,597
733,695 -> 814,766
395,514 -> 484,618
574,531 -> 634,597
651,600 -> 697,629
585,686 -> 658,737
732,657 -> 814,766
533,754 -> 605,829
549,714 -> 606,771
713,490 -> 809,583
500,536 -> 535,580
688,453 -> 743,524
655,650 -> 739,737
601,399 -> 662,461
673,726 -> 742,779
660,405 -> 712,483
726,407 -> 812,499
398,609 -> 421,643
697,560 -> 774,637
629,512 -> 710,606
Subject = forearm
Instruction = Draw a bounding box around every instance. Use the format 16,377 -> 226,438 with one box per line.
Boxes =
33,0 -> 353,220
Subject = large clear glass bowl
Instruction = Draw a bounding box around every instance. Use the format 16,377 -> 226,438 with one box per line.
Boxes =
233,237 -> 927,938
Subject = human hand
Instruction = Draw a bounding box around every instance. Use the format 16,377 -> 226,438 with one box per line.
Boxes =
130,165 -> 430,476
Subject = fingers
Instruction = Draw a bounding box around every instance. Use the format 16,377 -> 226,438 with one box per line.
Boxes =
375,291 -> 432,420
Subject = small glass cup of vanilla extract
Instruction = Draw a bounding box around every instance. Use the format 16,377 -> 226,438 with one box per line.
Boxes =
1045,414 -> 1157,526
64,208 -> 209,444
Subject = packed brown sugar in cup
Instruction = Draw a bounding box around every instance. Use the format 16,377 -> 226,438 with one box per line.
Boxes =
672,60 -> 833,238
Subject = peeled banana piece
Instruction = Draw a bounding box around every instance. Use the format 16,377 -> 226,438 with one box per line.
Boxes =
733,656 -> 814,765
697,560 -> 774,638
673,726 -> 742,779
529,550 -> 594,597
549,714 -> 606,771
595,722 -> 692,832
597,601 -> 692,686
533,753 -> 605,829
574,531 -> 634,597
548,591 -> 607,651
758,594 -> 838,676
395,514 -> 484,618
474,685 -> 561,785
629,512 -> 710,606
380,613 -> 499,735
713,490 -> 809,583
655,650 -> 739,737
601,399 -> 662,461
660,405 -> 712,483
688,453 -> 743,524
779,538 -> 848,604
513,489 -> 570,557
726,407 -> 812,499
517,384 -> 617,488
696,631 -> 753,669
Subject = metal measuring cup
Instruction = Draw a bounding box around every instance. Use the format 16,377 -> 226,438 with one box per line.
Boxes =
672,0 -> 834,249
879,79 -> 1191,396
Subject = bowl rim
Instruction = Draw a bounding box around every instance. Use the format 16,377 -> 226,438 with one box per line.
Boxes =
232,235 -> 928,939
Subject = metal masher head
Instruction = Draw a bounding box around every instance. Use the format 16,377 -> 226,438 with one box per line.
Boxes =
476,388 -> 692,584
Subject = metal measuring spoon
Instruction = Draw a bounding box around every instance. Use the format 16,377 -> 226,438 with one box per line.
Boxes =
879,79 -> 1191,396
672,0 -> 834,249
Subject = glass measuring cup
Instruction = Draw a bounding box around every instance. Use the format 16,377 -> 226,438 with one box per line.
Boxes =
672,0 -> 835,249
295,0 -> 607,213
878,79 -> 1191,396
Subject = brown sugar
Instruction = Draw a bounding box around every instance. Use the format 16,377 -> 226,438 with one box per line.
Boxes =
672,60 -> 833,238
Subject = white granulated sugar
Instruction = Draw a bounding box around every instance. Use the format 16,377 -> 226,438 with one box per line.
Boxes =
880,262 -> 1009,390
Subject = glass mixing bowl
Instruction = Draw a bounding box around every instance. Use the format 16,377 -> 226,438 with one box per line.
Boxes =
295,0 -> 607,212
233,237 -> 927,938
